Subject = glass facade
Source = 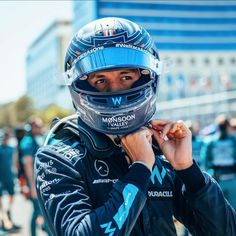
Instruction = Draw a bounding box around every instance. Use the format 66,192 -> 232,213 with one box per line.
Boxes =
26,21 -> 73,109
73,0 -> 236,51
73,1 -> 98,33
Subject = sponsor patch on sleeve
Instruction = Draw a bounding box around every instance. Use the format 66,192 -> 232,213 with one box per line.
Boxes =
49,139 -> 86,165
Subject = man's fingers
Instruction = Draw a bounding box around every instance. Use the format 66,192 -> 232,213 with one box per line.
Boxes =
150,120 -> 190,139
121,126 -> 153,147
150,119 -> 171,127
152,128 -> 164,146
169,123 -> 179,133
161,122 -> 174,138
151,120 -> 178,138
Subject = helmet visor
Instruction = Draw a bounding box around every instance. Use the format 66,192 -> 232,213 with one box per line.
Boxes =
65,46 -> 162,85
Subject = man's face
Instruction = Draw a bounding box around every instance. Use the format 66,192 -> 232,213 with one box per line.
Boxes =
87,69 -> 140,92
31,121 -> 43,136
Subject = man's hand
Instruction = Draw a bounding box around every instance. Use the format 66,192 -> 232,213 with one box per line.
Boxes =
31,187 -> 38,199
150,119 -> 193,170
121,127 -> 155,172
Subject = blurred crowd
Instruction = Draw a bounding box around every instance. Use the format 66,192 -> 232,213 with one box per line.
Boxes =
0,116 -> 50,236
0,114 -> 235,235
188,114 -> 236,209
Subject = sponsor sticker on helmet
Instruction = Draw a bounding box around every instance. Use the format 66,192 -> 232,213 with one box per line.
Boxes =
115,43 -> 150,55
77,46 -> 104,60
102,114 -> 136,128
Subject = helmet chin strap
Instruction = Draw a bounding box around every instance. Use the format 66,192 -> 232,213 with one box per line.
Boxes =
106,118 -> 163,157
105,134 -> 133,165
105,134 -> 123,146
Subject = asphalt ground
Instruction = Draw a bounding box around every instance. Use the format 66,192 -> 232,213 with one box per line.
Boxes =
0,193 -> 47,236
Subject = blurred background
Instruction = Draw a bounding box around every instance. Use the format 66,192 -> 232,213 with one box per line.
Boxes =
0,1 -> 236,235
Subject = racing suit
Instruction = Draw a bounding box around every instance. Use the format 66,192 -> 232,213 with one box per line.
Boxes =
201,134 -> 236,208
35,120 -> 236,236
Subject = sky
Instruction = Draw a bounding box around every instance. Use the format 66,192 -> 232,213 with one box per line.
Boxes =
0,1 -> 72,104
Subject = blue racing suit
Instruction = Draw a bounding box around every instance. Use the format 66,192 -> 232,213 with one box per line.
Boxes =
35,120 -> 236,236
201,134 -> 236,208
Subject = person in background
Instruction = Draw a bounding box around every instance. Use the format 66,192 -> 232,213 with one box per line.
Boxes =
20,117 -> 49,236
35,17 -> 236,236
229,118 -> 236,138
201,114 -> 236,208
186,120 -> 204,168
0,128 -> 21,233
15,127 -> 30,199
183,120 -> 204,236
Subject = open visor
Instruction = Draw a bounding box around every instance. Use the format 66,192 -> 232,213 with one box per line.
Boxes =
64,46 -> 162,85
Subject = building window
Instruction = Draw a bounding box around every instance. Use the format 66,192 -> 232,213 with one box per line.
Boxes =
230,58 -> 236,65
204,58 -> 210,65
176,58 -> 182,65
218,58 -> 224,65
190,58 -> 196,65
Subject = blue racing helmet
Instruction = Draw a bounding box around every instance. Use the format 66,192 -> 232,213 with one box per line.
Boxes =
64,17 -> 162,135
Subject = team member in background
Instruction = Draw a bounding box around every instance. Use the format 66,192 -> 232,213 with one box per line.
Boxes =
15,126 -> 30,199
20,117 -> 49,236
0,129 -> 21,233
229,118 -> 236,138
201,114 -> 236,208
35,17 -> 236,236
186,120 -> 204,168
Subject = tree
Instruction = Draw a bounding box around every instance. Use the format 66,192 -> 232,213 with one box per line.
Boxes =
0,96 -> 72,128
39,104 -> 72,128
0,102 -> 17,127
14,95 -> 35,123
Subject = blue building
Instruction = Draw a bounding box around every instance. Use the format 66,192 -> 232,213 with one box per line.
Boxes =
72,0 -> 236,123
26,20 -> 73,109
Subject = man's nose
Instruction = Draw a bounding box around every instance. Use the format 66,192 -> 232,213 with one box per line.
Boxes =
108,82 -> 124,92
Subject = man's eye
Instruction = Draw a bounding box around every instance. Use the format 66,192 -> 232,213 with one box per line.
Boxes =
122,76 -> 132,80
95,79 -> 105,84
